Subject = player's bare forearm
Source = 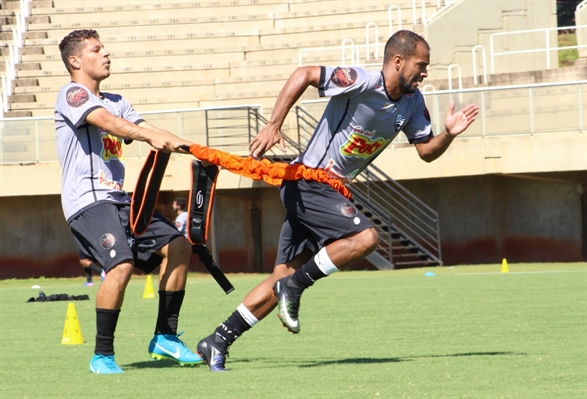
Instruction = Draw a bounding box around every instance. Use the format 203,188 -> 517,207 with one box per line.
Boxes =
249,66 -> 321,159
414,131 -> 455,162
85,108 -> 179,153
138,121 -> 193,150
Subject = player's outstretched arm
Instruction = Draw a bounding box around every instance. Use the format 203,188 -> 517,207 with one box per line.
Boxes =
249,66 -> 321,159
414,101 -> 479,163
85,108 -> 186,153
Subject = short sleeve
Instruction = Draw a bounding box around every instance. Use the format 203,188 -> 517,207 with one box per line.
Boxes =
402,95 -> 434,144
55,85 -> 102,128
318,66 -> 369,98
120,97 -> 143,125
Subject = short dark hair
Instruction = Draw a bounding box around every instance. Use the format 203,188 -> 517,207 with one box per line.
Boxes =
174,197 -> 187,210
384,30 -> 430,63
59,29 -> 100,73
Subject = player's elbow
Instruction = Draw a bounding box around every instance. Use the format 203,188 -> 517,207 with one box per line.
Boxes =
419,153 -> 437,163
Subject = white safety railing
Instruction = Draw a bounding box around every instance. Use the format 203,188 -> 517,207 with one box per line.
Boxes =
471,45 -> 487,85
387,5 -> 402,36
423,0 -> 458,25
298,40 -> 359,67
490,25 -> 587,73
300,80 -> 587,140
2,0 -> 30,117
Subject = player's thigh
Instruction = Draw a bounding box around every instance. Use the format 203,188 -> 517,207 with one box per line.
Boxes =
69,203 -> 134,272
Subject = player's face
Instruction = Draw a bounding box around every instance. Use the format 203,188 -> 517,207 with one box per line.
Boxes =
76,37 -> 111,81
398,43 -> 429,94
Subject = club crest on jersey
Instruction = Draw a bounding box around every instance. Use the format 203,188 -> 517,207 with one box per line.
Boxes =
331,67 -> 357,87
340,132 -> 388,159
100,233 -> 116,250
395,114 -> 406,131
340,202 -> 358,218
101,133 -> 124,161
423,106 -> 431,122
66,86 -> 89,107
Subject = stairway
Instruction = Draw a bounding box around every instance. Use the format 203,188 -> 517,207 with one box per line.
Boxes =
216,106 -> 443,269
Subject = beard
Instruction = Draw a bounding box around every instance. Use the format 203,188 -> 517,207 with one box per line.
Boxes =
398,73 -> 416,94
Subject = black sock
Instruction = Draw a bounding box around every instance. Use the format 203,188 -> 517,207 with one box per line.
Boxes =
290,257 -> 327,290
95,308 -> 120,356
212,310 -> 252,351
87,261 -> 103,275
155,290 -> 185,335
84,267 -> 92,282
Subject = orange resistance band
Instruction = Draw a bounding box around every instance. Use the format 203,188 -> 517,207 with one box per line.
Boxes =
187,144 -> 352,199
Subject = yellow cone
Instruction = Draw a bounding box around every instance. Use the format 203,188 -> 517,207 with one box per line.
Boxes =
143,274 -> 156,299
501,258 -> 509,273
61,302 -> 84,345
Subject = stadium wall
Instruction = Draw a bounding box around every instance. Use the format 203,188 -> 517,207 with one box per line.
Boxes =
1,169 -> 585,279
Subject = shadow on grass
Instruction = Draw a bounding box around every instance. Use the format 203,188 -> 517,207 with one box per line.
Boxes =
123,358 -> 254,370
297,351 -> 525,368
123,351 -> 525,370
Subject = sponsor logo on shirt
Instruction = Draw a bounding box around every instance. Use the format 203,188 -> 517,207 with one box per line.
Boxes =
331,67 -> 357,87
340,132 -> 388,159
66,86 -> 89,107
98,170 -> 123,190
100,132 -> 124,161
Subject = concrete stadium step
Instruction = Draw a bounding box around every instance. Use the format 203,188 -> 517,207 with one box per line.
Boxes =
31,67 -> 232,88
25,31 -> 261,53
32,16 -> 275,38
273,5 -> 391,29
36,50 -> 246,71
15,60 -> 231,79
288,0 -> 413,13
33,0 -> 288,19
32,86 -> 208,105
14,73 -> 288,95
258,19 -> 396,46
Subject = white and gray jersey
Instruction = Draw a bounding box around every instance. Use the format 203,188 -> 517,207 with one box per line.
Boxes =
294,66 -> 433,183
175,211 -> 188,238
55,82 -> 143,222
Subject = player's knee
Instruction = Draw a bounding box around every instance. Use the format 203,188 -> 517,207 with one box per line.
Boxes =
357,228 -> 379,255
169,236 -> 192,260
270,263 -> 295,280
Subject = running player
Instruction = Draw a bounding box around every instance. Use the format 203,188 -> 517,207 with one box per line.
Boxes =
196,30 -> 479,371
55,29 -> 202,374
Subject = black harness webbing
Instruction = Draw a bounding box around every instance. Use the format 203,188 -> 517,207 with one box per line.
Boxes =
130,150 -> 170,236
130,149 -> 234,294
188,160 -> 234,295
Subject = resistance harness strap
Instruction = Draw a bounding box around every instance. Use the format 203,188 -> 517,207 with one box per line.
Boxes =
188,160 -> 234,295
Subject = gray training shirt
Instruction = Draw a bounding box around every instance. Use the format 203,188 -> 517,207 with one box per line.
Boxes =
55,82 -> 143,222
294,66 -> 433,184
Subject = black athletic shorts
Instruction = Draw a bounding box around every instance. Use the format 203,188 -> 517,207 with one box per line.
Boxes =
69,202 -> 183,273
275,179 -> 372,265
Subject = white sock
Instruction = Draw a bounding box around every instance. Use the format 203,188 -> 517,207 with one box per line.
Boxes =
315,247 -> 339,276
237,303 -> 259,327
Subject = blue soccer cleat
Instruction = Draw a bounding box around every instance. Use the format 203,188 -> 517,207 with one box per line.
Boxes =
148,332 -> 203,366
89,354 -> 124,374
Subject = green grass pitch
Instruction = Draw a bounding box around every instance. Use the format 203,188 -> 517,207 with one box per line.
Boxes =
1,263 -> 585,398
